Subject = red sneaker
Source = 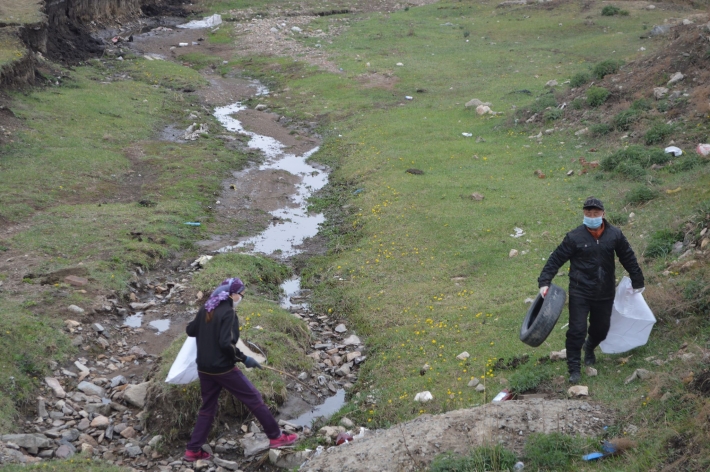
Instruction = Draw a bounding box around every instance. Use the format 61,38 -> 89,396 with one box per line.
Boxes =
183,449 -> 212,462
269,432 -> 299,448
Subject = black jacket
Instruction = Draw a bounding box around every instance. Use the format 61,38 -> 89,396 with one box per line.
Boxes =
186,298 -> 247,374
538,220 -> 644,300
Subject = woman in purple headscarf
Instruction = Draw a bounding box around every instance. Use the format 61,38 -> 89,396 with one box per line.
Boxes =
183,277 -> 298,462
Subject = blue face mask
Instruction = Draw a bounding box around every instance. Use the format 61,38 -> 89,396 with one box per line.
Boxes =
583,216 -> 603,229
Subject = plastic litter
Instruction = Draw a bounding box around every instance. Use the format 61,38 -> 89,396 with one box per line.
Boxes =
178,14 -> 222,29
405,96 -> 413,100
582,441 -> 618,461
599,277 -> 656,354
165,337 -> 198,384
492,389 -> 512,403
582,452 -> 605,461
697,143 -> 710,156
184,222 -> 201,226
664,146 -> 682,157
462,132 -> 473,137
510,227 -> 526,238
336,432 -> 353,445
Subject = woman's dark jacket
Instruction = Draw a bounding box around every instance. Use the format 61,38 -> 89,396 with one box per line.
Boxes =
538,220 -> 644,300
186,298 -> 247,374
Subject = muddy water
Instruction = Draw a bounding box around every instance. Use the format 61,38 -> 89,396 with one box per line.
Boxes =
212,102 -> 327,258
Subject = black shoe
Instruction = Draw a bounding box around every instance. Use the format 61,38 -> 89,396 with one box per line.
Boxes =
569,371 -> 581,384
583,341 -> 596,366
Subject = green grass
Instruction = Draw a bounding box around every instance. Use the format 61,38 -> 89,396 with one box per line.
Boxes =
223,0 -> 710,468
430,445 -> 518,472
0,299 -> 75,432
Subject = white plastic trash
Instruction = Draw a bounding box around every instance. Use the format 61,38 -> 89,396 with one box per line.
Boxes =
165,337 -> 199,384
178,14 -> 223,29
664,146 -> 682,157
600,277 -> 656,354
697,143 -> 710,156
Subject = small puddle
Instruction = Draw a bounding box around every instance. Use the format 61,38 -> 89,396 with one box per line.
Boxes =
280,277 -> 303,310
124,313 -> 143,328
149,319 -> 171,333
287,389 -> 346,427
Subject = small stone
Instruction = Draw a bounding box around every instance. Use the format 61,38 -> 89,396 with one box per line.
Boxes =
291,26 -> 302,33
567,385 -> 588,397
475,384 -> 486,392
110,375 -> 127,388
297,372 -> 308,381
456,351 -> 470,361
470,192 -> 484,201
148,435 -> 163,448
129,346 -> 148,358
585,367 -> 598,377
334,324 -> 347,333
653,87 -> 669,99
64,320 -> 81,328
509,249 -> 519,258
65,275 -> 89,286
55,444 -> 75,459
120,426 -> 136,439
213,457 -> 240,470
468,378 -> 480,387
343,335 -> 361,346
77,418 -> 91,431
239,433 -> 270,456
340,417 -> 354,428
67,305 -> 85,314
77,381 -> 105,398
667,72 -> 684,86
550,349 -> 567,361
346,351 -> 361,362
125,444 -> 142,457
123,382 -> 150,408
81,443 -> 94,456
90,415 -> 109,429
545,79 -> 558,87
45,377 -> 66,398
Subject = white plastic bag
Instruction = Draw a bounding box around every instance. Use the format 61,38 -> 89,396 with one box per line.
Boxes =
165,337 -> 198,384
600,277 -> 656,354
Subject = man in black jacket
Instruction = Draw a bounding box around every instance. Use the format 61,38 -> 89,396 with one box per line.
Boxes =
538,197 -> 644,384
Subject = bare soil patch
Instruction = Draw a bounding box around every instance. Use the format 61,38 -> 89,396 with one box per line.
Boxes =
356,72 -> 399,90
303,399 -> 614,471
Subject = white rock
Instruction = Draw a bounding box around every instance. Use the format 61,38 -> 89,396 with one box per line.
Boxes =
465,98 -> 491,108
456,351 -> 470,361
414,391 -> 433,402
574,127 -> 588,136
342,335 -> 361,346
550,349 -> 567,360
64,320 -> 81,328
653,87 -> 669,99
396,62 -> 404,66
545,79 -> 558,87
476,105 -> 492,115
67,305 -> 85,314
668,72 -> 684,86
585,366 -> 598,377
123,382 -> 150,408
291,26 -> 302,33
468,378 -> 480,387
509,249 -> 519,258
334,324 -> 347,333
475,384 -> 486,392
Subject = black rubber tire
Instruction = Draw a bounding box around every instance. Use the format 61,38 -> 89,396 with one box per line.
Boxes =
519,283 -> 567,347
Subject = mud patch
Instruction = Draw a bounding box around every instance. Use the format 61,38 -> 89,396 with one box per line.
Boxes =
356,72 -> 399,90
691,370 -> 710,397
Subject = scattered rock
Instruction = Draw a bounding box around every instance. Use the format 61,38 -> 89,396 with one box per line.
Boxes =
123,382 -> 150,408
567,385 -> 588,397
649,24 -> 671,36
653,87 -> 669,99
468,378 -> 480,388
585,367 -> 598,377
550,349 -> 567,361
45,377 -> 66,398
67,305 -> 85,314
125,444 -> 142,457
240,433 -> 270,456
120,426 -> 136,439
1,434 -> 52,452
55,444 -> 75,459
414,391 -> 433,402
64,275 -> 89,286
509,249 -> 519,258
340,417 -> 354,428
334,324 -> 347,333
90,415 -> 110,429
129,346 -> 148,358
475,384 -> 486,392
213,457 -> 240,470
456,351 -> 470,361
667,72 -> 684,86
476,105 -> 492,115
343,335 -> 361,346
77,381 -> 105,398
574,127 -> 588,136
269,448 -> 313,469
545,79 -> 558,87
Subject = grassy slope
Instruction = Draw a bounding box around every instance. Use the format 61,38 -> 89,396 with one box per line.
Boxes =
223,0 -> 710,469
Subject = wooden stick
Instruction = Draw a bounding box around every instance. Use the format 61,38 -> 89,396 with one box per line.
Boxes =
261,365 -> 323,397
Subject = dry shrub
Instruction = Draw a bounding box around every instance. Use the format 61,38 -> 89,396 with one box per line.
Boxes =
644,283 -> 686,321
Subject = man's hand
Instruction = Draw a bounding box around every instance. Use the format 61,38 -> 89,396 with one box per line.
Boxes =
540,286 -> 549,298
243,356 -> 263,369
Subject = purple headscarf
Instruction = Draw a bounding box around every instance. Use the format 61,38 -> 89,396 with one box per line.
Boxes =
204,277 -> 245,312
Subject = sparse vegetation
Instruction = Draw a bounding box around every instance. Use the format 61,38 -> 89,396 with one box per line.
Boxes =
644,122 -> 674,145
601,5 -> 629,16
592,59 -> 623,79
586,86 -> 610,107
645,229 -> 684,258
591,122 -> 613,136
625,185 -> 660,205
430,446 -> 518,472
612,109 -> 641,131
523,433 -> 591,470
569,71 -> 591,88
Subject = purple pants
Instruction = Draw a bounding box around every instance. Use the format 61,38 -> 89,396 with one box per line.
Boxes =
186,367 -> 281,451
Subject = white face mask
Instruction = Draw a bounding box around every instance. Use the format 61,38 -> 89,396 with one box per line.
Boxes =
232,296 -> 242,307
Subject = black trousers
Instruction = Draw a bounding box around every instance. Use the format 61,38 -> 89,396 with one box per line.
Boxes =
566,294 -> 615,357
